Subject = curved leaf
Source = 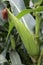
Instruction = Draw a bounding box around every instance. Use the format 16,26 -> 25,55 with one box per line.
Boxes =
16,6 -> 43,19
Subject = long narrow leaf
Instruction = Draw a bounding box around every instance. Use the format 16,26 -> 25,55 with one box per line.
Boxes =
16,6 -> 43,19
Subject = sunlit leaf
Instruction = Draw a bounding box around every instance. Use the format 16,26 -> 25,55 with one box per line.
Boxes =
16,6 -> 43,19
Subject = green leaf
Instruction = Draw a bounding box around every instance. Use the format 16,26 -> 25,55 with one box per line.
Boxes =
10,35 -> 15,50
16,6 -> 43,19
7,9 -> 39,57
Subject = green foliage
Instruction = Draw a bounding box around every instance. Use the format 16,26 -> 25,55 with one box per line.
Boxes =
7,8 -> 39,57
10,35 -> 15,50
16,6 -> 43,19
35,13 -> 41,37
0,0 -> 43,65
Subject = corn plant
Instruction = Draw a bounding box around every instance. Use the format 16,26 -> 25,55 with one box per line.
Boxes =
0,0 -> 43,65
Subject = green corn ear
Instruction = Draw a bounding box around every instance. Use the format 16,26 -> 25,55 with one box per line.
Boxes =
7,9 -> 39,57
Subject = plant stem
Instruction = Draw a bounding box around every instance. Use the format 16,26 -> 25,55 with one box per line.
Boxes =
36,13 -> 41,37
37,48 -> 43,65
